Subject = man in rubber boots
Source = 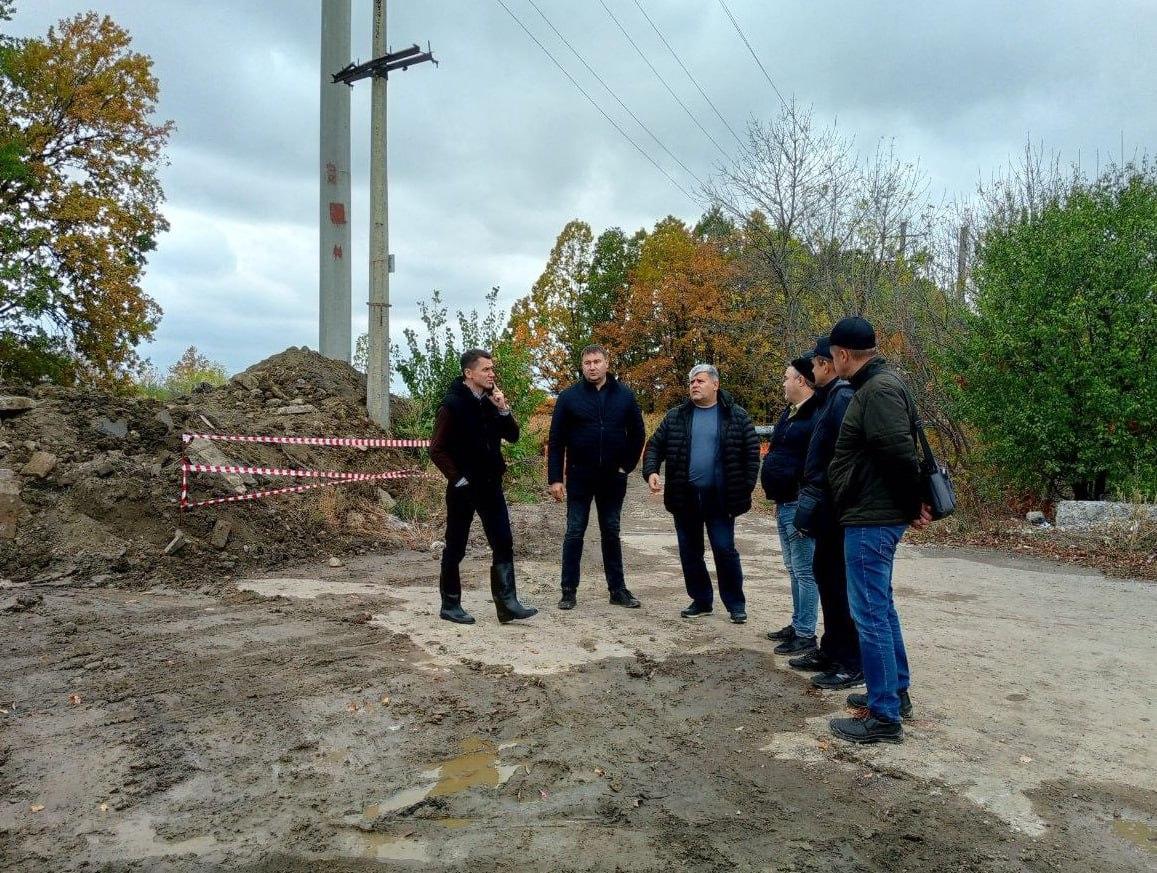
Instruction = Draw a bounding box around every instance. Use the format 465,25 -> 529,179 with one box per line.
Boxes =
548,344 -> 647,611
429,349 -> 538,625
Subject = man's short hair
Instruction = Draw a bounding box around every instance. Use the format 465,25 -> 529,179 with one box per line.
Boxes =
460,348 -> 492,372
846,346 -> 877,362
580,344 -> 608,360
688,363 -> 719,382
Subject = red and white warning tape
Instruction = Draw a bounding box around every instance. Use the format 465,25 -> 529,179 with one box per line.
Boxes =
179,431 -> 434,510
182,433 -> 429,448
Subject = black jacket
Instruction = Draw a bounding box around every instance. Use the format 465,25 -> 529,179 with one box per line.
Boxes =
641,390 -> 760,517
547,375 -> 646,494
429,378 -> 520,486
760,392 -> 822,503
793,378 -> 855,535
828,357 -> 922,526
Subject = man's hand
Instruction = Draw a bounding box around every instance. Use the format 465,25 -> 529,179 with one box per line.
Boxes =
488,387 -> 510,412
911,502 -> 933,530
647,473 -> 663,494
548,482 -> 565,502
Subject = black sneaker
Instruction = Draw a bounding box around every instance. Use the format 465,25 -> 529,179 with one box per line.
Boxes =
846,690 -> 913,720
829,714 -> 903,744
766,624 -> 795,641
608,588 -> 641,608
558,589 -> 577,610
773,635 -> 817,655
787,649 -> 835,672
680,602 -> 713,618
729,610 -> 747,624
811,669 -> 865,690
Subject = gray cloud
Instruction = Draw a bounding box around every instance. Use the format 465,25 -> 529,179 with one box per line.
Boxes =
8,0 -> 1155,380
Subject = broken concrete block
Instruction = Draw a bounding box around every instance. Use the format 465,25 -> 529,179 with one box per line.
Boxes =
273,404 -> 317,416
0,396 -> 35,416
91,417 -> 128,438
210,519 -> 232,550
20,451 -> 58,479
163,530 -> 188,555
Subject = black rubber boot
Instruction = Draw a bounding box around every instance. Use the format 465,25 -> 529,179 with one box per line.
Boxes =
439,567 -> 474,624
491,562 -> 537,623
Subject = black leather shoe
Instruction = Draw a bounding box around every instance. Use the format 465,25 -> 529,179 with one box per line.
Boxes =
847,690 -> 913,720
811,668 -> 865,690
608,588 -> 641,608
439,600 -> 475,625
558,589 -> 577,610
766,624 -> 795,641
774,635 -> 817,655
787,649 -> 835,672
729,610 -> 747,624
680,602 -> 713,618
829,715 -> 903,744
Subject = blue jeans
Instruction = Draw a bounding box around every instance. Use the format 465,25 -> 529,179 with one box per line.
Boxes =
776,502 -> 818,636
672,488 -> 745,613
560,472 -> 628,591
844,524 -> 910,723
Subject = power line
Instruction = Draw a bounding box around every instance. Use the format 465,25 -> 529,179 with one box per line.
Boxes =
717,0 -> 787,110
630,0 -> 744,150
525,0 -> 706,190
494,0 -> 698,204
598,0 -> 732,162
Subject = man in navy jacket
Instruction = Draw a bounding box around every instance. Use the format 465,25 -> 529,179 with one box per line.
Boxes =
548,345 -> 646,610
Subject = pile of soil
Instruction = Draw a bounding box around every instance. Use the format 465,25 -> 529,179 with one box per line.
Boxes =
0,347 -> 436,588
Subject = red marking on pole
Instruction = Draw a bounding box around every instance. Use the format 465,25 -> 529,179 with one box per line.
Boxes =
333,244 -> 343,260
329,202 -> 347,225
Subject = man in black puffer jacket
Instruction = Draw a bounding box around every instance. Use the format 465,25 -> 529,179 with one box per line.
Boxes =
761,355 -> 823,655
548,345 -> 646,611
430,349 -> 538,626
642,364 -> 760,623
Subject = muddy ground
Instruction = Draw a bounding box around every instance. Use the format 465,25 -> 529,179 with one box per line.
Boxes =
2,480 -> 1155,871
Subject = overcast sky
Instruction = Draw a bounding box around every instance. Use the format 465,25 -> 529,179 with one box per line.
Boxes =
8,1 -> 1156,380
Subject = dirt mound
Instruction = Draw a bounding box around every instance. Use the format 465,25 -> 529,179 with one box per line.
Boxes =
0,347 -> 436,588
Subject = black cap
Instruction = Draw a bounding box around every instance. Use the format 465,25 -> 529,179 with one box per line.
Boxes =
829,316 -> 876,351
790,354 -> 815,384
812,335 -> 832,360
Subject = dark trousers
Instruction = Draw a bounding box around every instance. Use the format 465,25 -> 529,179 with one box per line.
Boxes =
672,487 -> 745,613
439,481 -> 514,598
813,526 -> 861,671
560,471 -> 628,592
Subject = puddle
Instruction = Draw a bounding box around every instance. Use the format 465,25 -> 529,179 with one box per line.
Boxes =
236,577 -> 381,599
346,831 -> 430,863
438,818 -> 474,829
1112,819 -> 1157,854
363,738 -> 518,820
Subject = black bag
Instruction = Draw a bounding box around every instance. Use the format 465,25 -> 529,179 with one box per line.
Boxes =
913,420 -> 956,520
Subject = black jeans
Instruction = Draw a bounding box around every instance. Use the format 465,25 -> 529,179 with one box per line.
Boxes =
439,480 -> 514,598
813,525 -> 861,671
672,487 -> 745,613
560,470 -> 628,591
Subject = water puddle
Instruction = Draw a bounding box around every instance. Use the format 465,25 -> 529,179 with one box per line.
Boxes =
236,577 -> 381,599
437,817 -> 474,829
1112,818 -> 1157,854
363,737 -> 518,820
345,831 -> 430,863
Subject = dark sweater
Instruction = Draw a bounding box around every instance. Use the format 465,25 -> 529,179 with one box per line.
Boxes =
429,378 -> 519,486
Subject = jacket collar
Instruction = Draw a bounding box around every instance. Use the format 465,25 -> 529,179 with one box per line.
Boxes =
578,373 -> 617,392
679,387 -> 735,415
849,356 -> 888,390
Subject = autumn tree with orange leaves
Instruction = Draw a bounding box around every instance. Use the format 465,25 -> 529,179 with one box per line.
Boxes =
0,5 -> 173,386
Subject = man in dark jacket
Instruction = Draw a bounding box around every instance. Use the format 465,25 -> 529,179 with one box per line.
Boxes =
548,345 -> 647,610
790,335 -> 863,691
429,349 -> 538,625
825,318 -> 930,744
642,364 -> 760,623
761,356 -> 823,654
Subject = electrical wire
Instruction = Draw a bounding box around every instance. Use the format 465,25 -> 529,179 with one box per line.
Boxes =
717,0 -> 788,110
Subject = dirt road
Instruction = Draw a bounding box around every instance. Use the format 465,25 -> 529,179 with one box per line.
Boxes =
2,480 -> 1155,871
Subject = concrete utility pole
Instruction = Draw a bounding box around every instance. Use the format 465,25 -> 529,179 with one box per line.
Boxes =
331,2 -> 435,430
319,0 -> 352,362
367,0 -> 390,429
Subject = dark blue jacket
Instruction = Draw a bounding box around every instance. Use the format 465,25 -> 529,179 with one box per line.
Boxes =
760,392 -> 822,503
793,378 -> 854,535
547,375 -> 645,496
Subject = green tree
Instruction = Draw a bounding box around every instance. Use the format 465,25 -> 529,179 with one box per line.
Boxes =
0,8 -> 173,387
587,226 -> 644,334
949,162 -> 1157,499
166,346 -> 228,396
